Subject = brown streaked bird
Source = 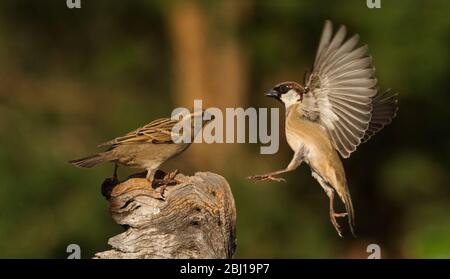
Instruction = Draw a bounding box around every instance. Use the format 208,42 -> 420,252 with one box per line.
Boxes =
69,110 -> 213,188
248,20 -> 398,237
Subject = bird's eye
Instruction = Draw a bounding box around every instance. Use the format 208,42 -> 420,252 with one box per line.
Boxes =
304,86 -> 310,94
279,85 -> 289,93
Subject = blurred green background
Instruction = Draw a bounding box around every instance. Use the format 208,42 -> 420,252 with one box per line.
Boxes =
0,0 -> 449,258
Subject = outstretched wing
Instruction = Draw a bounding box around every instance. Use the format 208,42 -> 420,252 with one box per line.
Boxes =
362,89 -> 398,143
98,118 -> 178,147
301,20 -> 378,158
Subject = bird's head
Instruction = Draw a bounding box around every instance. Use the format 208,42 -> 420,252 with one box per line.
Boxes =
266,81 -> 309,108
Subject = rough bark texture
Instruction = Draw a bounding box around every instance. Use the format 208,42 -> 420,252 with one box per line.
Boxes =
94,171 -> 236,259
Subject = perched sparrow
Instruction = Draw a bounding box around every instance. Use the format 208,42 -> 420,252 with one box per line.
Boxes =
69,110 -> 212,187
249,20 -> 398,237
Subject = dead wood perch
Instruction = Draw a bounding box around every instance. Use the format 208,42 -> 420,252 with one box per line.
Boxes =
94,171 -> 237,259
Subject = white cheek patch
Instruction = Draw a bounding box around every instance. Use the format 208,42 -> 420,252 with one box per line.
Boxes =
280,90 -> 300,108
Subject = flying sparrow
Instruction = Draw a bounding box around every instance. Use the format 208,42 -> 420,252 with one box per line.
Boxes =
248,20 -> 398,237
69,110 -> 212,188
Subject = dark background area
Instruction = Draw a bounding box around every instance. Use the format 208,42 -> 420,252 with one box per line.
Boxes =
0,0 -> 449,258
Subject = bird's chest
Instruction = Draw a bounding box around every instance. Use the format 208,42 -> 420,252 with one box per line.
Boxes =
285,128 -> 305,152
285,116 -> 332,162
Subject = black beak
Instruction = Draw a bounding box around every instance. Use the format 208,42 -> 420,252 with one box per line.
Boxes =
265,89 -> 279,98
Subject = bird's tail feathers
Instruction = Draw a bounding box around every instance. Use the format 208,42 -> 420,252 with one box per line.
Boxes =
338,187 -> 356,237
68,153 -> 107,168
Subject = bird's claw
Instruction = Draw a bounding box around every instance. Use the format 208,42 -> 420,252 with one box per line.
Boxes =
165,169 -> 180,184
247,174 -> 286,183
152,170 -> 181,200
157,184 -> 167,200
330,211 -> 348,237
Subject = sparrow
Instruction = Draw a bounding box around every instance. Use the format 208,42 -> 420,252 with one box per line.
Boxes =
69,110 -> 212,187
248,20 -> 398,237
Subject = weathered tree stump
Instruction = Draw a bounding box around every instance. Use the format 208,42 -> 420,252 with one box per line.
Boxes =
94,171 -> 237,259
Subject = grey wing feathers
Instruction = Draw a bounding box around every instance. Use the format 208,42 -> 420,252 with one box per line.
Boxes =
362,89 -> 398,143
305,20 -> 378,158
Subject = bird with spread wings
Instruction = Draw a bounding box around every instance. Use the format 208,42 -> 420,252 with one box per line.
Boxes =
249,20 -> 398,236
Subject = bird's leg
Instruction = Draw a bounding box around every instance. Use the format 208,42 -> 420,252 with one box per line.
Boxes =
146,168 -> 156,182
312,172 -> 347,237
148,169 -> 181,200
152,169 -> 180,186
325,188 -> 347,237
248,148 -> 303,183
155,169 -> 180,199
248,169 -> 288,182
163,169 -> 180,185
145,168 -> 167,200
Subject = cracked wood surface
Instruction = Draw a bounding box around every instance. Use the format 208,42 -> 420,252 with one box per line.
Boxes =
94,171 -> 236,259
